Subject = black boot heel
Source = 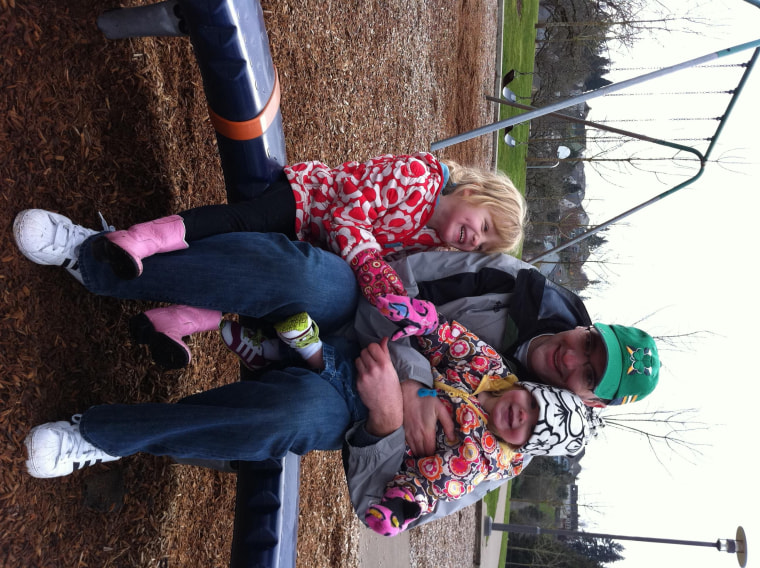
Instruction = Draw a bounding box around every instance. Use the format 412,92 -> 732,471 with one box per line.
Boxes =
91,236 -> 141,280
129,312 -> 155,345
129,313 -> 190,369
147,333 -> 191,369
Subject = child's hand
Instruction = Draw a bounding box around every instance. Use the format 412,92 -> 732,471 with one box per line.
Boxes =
364,487 -> 421,537
375,294 -> 438,341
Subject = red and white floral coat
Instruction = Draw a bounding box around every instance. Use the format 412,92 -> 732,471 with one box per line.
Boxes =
387,320 -> 526,515
285,152 -> 446,262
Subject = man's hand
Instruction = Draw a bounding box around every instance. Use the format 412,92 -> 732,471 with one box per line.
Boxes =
355,338 -> 403,437
401,379 -> 455,456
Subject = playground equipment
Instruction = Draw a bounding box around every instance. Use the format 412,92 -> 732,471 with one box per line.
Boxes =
438,32 -> 760,264
98,1 -> 297,567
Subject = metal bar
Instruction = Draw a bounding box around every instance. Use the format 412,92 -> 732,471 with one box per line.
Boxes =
526,164 -> 706,264
490,523 -> 720,549
703,47 -> 760,161
431,39 -> 760,151
523,50 -> 759,264
485,96 -> 704,157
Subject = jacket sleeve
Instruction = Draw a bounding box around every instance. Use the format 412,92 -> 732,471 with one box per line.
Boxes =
353,296 -> 436,387
349,248 -> 407,306
342,422 -> 407,520
383,444 -> 465,514
403,452 -> 532,529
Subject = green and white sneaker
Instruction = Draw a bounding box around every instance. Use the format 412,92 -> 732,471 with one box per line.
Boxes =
274,312 -> 322,360
25,415 -> 120,478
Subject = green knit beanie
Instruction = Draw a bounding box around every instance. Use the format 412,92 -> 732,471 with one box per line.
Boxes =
593,323 -> 660,405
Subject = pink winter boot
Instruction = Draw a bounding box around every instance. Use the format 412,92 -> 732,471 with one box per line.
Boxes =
129,305 -> 222,369
93,215 -> 188,280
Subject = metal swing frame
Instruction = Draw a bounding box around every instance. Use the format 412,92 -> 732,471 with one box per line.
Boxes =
432,34 -> 760,264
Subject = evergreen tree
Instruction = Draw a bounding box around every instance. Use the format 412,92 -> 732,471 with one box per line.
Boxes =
566,536 -> 625,564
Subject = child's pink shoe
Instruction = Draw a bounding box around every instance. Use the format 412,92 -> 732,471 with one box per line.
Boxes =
364,487 -> 421,537
130,305 -> 222,369
93,215 -> 188,279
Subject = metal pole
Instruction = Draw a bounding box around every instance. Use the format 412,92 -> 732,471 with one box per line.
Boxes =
526,164 -> 705,264
431,39 -> 760,151
485,94 -> 712,156
703,47 -> 760,160
491,523 -> 719,548
484,520 -> 748,567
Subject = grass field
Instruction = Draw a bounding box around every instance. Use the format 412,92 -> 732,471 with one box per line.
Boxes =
495,0 -> 539,191
488,2 -> 540,564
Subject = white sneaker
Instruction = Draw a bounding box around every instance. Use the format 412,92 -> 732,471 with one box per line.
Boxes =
13,209 -> 98,284
24,415 -> 120,478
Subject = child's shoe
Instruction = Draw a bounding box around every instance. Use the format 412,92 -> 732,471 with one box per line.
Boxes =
364,487 -> 421,537
92,215 -> 188,280
25,415 -> 120,478
274,312 -> 322,360
220,320 -> 272,371
129,305 -> 222,369
13,209 -> 98,284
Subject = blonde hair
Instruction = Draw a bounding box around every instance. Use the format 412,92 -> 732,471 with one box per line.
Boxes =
444,161 -> 527,254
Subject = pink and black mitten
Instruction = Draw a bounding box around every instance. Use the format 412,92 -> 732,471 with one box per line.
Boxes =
365,487 -> 422,537
375,293 -> 439,341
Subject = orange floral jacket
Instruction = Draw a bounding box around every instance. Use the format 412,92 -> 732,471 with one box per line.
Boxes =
386,320 -> 526,514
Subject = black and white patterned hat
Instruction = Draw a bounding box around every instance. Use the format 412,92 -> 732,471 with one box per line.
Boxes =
517,382 -> 589,457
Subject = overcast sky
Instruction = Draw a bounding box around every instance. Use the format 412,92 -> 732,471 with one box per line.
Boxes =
562,1 -> 759,567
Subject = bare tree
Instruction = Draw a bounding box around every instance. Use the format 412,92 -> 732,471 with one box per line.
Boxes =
591,407 -> 710,470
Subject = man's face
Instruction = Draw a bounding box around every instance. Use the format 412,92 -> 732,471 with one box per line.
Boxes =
526,326 -> 607,402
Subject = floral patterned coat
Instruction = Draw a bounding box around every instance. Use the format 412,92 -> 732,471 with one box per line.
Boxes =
387,319 -> 526,514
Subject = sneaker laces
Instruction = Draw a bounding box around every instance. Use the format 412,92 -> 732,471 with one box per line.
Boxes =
97,212 -> 115,232
241,326 -> 266,346
47,219 -> 96,264
59,415 -> 117,464
286,322 -> 320,349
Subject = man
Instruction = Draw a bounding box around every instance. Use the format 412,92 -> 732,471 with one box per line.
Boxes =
14,209 -> 660,529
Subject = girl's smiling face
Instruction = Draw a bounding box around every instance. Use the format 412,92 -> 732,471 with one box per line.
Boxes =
478,387 -> 539,446
436,196 -> 497,252
428,190 -> 499,252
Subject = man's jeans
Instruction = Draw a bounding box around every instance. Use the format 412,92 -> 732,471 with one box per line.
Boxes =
79,344 -> 367,460
78,231 -> 359,334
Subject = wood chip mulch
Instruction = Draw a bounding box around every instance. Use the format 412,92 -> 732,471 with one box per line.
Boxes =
1,0 -> 497,566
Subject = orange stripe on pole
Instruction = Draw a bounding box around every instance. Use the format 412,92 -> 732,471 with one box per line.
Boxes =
208,68 -> 281,141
